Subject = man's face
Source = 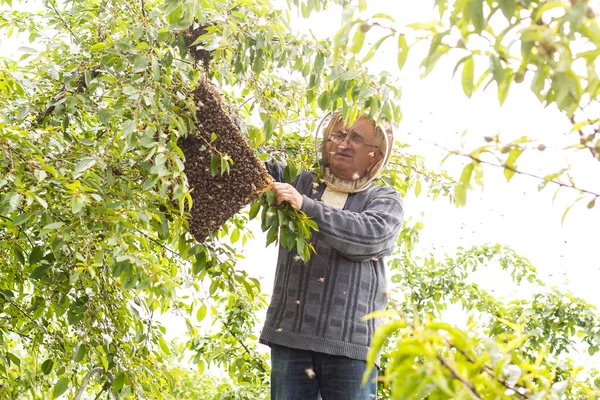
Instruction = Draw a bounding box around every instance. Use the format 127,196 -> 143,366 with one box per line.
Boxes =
325,118 -> 381,181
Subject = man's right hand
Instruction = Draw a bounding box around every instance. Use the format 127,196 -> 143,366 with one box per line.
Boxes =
272,182 -> 303,210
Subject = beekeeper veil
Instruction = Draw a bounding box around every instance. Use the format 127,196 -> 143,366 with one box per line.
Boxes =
314,111 -> 394,198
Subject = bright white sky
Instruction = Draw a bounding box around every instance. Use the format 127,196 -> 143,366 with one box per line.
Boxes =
3,0 -> 599,370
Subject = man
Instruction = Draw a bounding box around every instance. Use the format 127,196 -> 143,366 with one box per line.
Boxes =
259,111 -> 404,400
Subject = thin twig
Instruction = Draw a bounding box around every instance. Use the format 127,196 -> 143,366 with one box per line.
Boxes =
140,0 -> 146,20
447,338 -> 530,399
234,96 -> 255,111
47,3 -> 81,44
74,367 -> 104,400
131,227 -> 184,262
8,300 -> 47,333
570,114 -> 597,159
6,328 -> 34,341
409,132 -> 600,199
436,354 -> 484,400
221,320 -> 268,373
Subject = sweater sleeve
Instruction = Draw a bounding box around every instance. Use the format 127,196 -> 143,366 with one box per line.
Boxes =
264,161 -> 285,183
300,191 -> 404,262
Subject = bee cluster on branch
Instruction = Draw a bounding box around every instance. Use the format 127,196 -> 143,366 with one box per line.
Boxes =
179,78 -> 272,243
183,24 -> 212,72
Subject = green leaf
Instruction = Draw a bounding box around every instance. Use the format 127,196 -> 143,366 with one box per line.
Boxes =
349,28 -> 366,54
397,34 -> 409,70
30,264 -> 51,279
210,153 -> 218,177
531,66 -> 547,100
122,119 -> 136,136
209,280 -> 218,295
473,70 -> 491,92
98,109 -> 111,124
13,247 -> 25,265
317,91 -> 330,111
74,157 -> 96,174
141,175 -> 160,191
265,226 -> 278,247
301,2 -> 309,18
29,245 -> 44,265
371,12 -> 395,22
193,252 -> 207,274
284,162 -> 298,184
280,226 -> 292,249
54,377 -> 69,398
455,163 -> 474,207
421,32 -> 450,78
362,34 -> 393,63
158,336 -> 171,354
42,222 -> 65,231
414,180 -> 422,197
41,359 -> 54,374
249,201 -> 261,220
73,343 -> 86,362
469,0 -> 485,33
196,304 -> 207,322
230,227 -> 240,243
7,352 -> 20,368
504,147 -> 523,181
561,198 -> 582,225
113,372 -> 126,392
490,56 -> 505,84
90,43 -> 107,51
314,53 -> 324,73
499,0 -> 517,20
220,155 -> 230,175
34,169 -> 47,182
333,23 -> 353,60
253,50 -> 264,74
34,194 -> 48,209
132,55 -> 149,72
71,196 -> 86,214
7,193 -> 22,213
571,118 -> 600,132
462,56 -> 474,97
498,70 -> 514,105
296,236 -> 306,260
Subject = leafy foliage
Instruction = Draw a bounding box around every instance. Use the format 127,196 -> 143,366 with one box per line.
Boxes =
333,0 -> 600,211
1,0 -> 599,398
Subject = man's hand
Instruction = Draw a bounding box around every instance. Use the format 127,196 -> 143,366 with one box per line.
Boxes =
272,182 -> 303,210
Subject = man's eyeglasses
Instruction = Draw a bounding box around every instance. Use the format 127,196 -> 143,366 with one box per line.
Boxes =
328,129 -> 379,149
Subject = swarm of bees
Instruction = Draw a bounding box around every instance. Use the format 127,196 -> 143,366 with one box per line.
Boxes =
179,78 -> 272,243
183,24 -> 212,72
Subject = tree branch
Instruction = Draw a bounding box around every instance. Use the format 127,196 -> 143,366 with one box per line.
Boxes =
408,132 -> 600,199
140,0 -> 146,20
436,354 -> 484,400
74,367 -> 121,400
0,214 -> 34,246
447,339 -> 530,399
220,319 -> 268,373
570,113 -> 598,159
74,367 -> 103,400
47,3 -> 81,45
8,300 -> 46,333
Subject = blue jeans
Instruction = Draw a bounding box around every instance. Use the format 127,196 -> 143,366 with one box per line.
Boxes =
270,344 -> 378,400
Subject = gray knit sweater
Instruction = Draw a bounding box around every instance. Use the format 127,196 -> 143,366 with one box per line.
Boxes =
259,163 -> 404,361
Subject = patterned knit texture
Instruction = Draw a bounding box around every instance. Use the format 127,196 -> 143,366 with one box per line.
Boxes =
259,163 -> 404,362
